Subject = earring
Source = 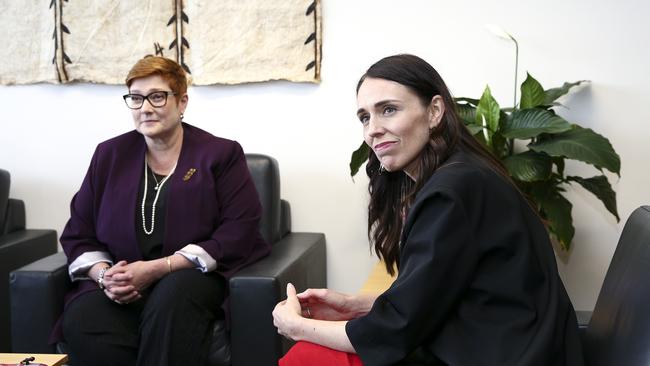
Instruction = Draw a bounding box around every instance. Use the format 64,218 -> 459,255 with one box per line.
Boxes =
179,113 -> 184,121
379,164 -> 386,174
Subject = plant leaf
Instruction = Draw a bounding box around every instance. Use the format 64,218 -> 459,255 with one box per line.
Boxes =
520,73 -> 545,109
350,141 -> 370,177
552,157 -> 565,178
544,81 -> 588,104
502,109 -> 572,139
503,151 -> 552,182
476,86 -> 500,132
454,97 -> 480,106
475,86 -> 500,146
529,126 -> 621,175
466,124 -> 484,135
526,180 -> 574,250
567,175 -> 620,221
542,191 -> 575,250
455,102 -> 477,125
492,110 -> 511,158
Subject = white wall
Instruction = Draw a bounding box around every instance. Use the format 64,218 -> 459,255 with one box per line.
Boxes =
1,0 -> 649,311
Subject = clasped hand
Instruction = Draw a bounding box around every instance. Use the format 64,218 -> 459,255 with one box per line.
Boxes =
272,284 -> 360,339
102,260 -> 159,304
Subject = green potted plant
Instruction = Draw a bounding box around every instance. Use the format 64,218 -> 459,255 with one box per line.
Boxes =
349,30 -> 620,251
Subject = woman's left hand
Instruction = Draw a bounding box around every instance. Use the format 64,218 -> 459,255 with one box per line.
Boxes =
272,283 -> 304,340
109,260 -> 162,292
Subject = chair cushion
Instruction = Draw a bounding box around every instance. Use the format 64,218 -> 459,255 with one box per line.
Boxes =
206,319 -> 231,366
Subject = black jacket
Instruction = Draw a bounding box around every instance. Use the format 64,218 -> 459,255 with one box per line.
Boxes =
346,150 -> 583,366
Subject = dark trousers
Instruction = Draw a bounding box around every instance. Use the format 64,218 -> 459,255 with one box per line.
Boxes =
62,269 -> 226,366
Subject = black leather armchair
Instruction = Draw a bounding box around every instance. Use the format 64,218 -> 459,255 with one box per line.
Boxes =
578,206 -> 650,366
0,169 -> 58,352
10,154 -> 326,366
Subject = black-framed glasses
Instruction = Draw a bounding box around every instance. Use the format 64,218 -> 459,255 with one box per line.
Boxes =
123,91 -> 176,109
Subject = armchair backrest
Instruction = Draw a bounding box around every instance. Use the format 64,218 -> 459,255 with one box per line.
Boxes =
583,206 -> 650,366
0,169 -> 26,235
245,154 -> 283,244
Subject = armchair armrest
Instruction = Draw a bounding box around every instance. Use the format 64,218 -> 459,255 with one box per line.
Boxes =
0,229 -> 57,352
10,252 -> 70,353
229,232 -> 326,366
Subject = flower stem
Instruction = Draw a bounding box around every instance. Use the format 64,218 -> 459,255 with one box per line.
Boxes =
509,36 -> 519,156
513,37 -> 519,108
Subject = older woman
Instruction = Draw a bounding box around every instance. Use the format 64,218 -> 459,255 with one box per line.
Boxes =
60,56 -> 269,365
273,54 -> 584,365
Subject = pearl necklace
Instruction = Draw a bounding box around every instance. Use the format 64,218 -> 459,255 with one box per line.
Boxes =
142,156 -> 176,235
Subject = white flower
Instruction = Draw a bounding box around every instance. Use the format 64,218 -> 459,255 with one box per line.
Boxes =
485,24 -> 515,42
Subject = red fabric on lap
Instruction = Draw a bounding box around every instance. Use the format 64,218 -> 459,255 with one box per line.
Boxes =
280,341 -> 363,366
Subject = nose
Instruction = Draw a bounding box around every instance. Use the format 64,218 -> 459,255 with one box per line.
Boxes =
365,115 -> 384,138
140,98 -> 155,113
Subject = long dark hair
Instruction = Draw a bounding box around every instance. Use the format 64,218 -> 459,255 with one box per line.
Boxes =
358,54 -> 511,275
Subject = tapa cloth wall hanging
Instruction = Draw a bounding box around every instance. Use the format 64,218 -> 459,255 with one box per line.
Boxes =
0,0 -> 321,85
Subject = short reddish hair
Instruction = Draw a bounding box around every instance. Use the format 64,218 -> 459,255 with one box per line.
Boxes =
125,56 -> 188,98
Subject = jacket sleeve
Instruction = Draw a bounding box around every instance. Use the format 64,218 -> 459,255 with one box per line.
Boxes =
346,188 -> 479,366
194,141 -> 270,277
60,146 -> 113,272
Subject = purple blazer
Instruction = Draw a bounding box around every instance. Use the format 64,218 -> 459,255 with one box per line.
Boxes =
60,122 -> 270,304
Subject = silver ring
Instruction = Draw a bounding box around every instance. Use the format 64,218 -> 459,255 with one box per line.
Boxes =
114,299 -> 123,305
306,306 -> 312,318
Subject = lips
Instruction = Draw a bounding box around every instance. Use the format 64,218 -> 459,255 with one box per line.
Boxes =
374,141 -> 396,152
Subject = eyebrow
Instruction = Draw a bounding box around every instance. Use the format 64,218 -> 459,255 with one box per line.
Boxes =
128,88 -> 167,94
356,99 -> 400,116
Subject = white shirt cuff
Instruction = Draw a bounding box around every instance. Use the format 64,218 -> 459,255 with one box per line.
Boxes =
176,244 -> 217,273
68,251 -> 113,281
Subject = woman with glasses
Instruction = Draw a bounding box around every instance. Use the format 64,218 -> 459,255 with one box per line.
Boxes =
272,54 -> 583,365
58,56 -> 270,365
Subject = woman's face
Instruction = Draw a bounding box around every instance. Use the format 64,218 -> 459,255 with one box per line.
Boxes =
128,74 -> 187,140
356,77 -> 443,179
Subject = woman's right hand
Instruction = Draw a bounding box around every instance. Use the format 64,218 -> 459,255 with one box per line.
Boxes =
100,261 -> 141,304
296,289 -> 376,321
